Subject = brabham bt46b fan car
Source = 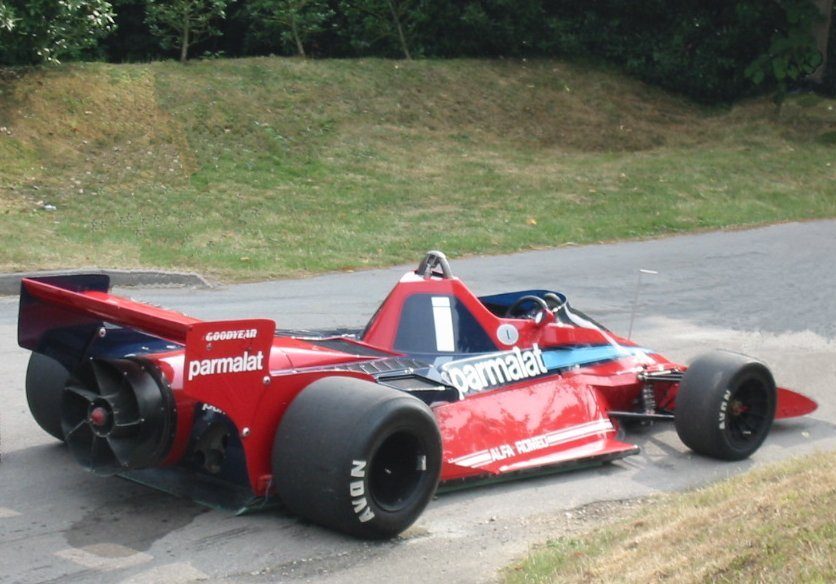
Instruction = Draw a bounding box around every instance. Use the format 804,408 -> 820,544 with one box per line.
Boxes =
18,251 -> 818,538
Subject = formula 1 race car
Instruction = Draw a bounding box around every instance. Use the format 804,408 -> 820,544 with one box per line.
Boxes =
18,251 -> 818,538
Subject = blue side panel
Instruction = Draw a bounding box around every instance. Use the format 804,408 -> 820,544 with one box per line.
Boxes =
92,327 -> 182,358
542,345 -> 649,372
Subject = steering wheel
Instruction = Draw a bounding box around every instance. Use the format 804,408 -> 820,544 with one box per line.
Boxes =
543,292 -> 567,312
505,295 -> 550,318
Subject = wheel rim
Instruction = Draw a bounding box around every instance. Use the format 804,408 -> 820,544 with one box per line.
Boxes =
724,378 -> 771,448
369,431 -> 427,512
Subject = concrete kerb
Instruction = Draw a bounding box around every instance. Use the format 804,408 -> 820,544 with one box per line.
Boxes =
0,269 -> 211,297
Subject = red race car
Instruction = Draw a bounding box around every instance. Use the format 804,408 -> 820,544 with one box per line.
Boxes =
18,251 -> 817,538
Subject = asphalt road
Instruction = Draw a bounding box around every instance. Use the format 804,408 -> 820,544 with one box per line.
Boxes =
1,220 -> 834,583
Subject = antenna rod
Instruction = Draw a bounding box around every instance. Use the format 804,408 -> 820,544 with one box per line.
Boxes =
627,269 -> 658,340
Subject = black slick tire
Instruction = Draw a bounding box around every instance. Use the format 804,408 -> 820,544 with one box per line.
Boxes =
272,376 -> 442,539
25,352 -> 69,440
675,350 -> 776,461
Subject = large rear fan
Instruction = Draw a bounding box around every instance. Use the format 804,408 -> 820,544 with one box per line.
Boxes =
61,358 -> 175,475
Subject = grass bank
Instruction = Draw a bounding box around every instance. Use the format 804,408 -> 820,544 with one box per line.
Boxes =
1,58 -> 834,280
504,451 -> 835,583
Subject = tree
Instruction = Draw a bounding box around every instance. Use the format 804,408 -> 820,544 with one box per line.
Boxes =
248,0 -> 333,57
344,0 -> 422,59
809,0 -> 833,82
0,1 -> 13,61
0,2 -> 15,33
0,0 -> 115,64
145,0 -> 228,63
744,0 -> 824,102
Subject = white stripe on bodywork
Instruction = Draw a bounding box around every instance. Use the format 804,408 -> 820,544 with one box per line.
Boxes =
431,296 -> 455,352
448,419 -> 614,469
544,418 -> 613,445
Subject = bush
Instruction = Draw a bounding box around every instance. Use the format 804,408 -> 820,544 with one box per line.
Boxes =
0,0 -> 830,103
540,1 -> 814,102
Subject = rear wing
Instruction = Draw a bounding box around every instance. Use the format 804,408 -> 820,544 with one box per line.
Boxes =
18,277 -> 275,392
19,275 -> 199,349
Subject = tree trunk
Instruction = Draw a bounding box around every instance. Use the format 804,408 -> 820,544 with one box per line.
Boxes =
809,0 -> 833,83
180,19 -> 190,63
387,0 -> 411,60
291,13 -> 305,57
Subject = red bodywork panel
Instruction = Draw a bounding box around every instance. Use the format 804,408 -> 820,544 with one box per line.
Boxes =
18,270 -> 818,497
435,374 -> 632,481
775,387 -> 818,419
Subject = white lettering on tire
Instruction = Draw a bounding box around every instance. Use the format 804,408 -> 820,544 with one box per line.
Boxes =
349,481 -> 364,497
718,389 -> 731,429
351,460 -> 366,478
350,459 -> 375,523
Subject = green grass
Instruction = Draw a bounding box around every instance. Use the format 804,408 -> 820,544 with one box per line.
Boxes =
503,451 -> 836,584
0,58 -> 834,280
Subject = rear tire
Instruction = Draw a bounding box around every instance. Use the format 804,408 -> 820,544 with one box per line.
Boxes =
675,351 -> 776,461
25,353 -> 69,440
273,376 -> 442,539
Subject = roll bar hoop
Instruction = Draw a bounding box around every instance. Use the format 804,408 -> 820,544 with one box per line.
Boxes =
416,250 -> 453,279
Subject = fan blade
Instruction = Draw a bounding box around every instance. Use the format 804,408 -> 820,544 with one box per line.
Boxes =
107,436 -> 139,468
91,359 -> 126,395
110,418 -> 143,438
89,435 -> 120,474
64,385 -> 99,404
109,389 -> 140,424
63,419 -> 90,441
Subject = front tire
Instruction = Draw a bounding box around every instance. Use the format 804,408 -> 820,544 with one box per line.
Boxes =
273,376 -> 442,539
675,351 -> 776,461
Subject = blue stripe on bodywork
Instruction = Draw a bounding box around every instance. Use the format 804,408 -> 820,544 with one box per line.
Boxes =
542,345 -> 648,371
